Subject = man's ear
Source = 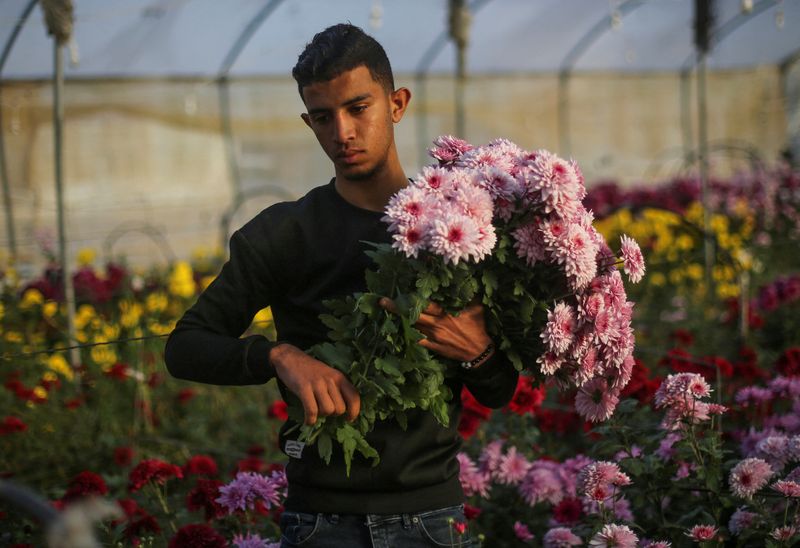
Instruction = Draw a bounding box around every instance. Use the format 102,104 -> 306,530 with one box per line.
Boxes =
301,113 -> 312,129
390,87 -> 411,123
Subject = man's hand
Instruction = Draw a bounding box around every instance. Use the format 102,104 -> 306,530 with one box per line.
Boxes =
379,298 -> 493,363
269,343 -> 360,425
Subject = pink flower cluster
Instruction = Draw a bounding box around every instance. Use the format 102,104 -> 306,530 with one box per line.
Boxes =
578,461 -> 632,502
654,373 -> 724,430
728,457 -> 774,499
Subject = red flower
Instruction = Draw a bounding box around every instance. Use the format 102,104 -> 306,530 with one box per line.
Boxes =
776,347 -> 800,377
177,388 -> 196,405
39,376 -> 61,391
464,504 -> 482,520
186,479 -> 225,521
703,355 -> 734,378
117,499 -> 161,538
64,397 -> 84,409
457,413 -> 482,439
147,372 -> 164,388
506,376 -> 546,416
235,456 -> 265,473
105,363 -> 130,381
0,416 -> 27,435
246,444 -> 265,457
268,400 -> 289,420
183,455 -> 218,477
458,386 -> 492,439
128,459 -> 183,492
452,521 -> 467,535
114,446 -> 134,467
168,524 -> 226,548
669,328 -> 694,347
61,471 -> 108,503
536,408 -> 581,434
552,497 -> 583,524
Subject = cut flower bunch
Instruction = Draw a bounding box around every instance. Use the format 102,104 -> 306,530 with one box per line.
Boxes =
296,136 -> 646,474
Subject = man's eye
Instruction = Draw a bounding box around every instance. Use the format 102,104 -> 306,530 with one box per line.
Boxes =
351,105 -> 367,113
312,115 -> 329,124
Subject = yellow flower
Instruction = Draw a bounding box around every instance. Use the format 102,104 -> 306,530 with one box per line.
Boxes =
5,331 -> 23,343
42,301 -> 58,319
669,270 -> 684,284
102,323 -> 120,341
686,264 -> 704,281
168,261 -> 196,299
32,386 -> 47,401
77,247 -> 96,266
90,345 -> 118,367
717,282 -> 740,299
0,302 -> 4,321
75,304 -> 96,330
42,371 -> 58,383
20,288 -> 44,310
119,300 -> 143,329
254,307 -> 273,325
146,292 -> 168,314
47,353 -> 74,380
676,234 -> 694,251
650,272 -> 666,286
201,275 -> 215,290
148,320 -> 176,336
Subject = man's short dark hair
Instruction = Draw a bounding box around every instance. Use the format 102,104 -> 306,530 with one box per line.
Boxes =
292,23 -> 395,99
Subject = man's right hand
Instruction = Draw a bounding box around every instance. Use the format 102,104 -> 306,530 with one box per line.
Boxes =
269,343 -> 361,425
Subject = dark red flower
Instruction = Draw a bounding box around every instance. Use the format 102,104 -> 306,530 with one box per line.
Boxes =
776,347 -> 800,377
457,413 -> 482,439
64,397 -> 84,409
453,521 -> 467,535
268,400 -> 288,420
669,328 -> 694,347
186,479 -> 225,521
168,523 -> 226,548
39,376 -> 61,391
235,456 -> 265,473
183,455 -> 218,477
62,471 -> 108,503
536,408 -> 581,434
703,355 -> 734,378
246,444 -> 265,457
105,363 -> 130,381
147,372 -> 164,388
552,497 -> 583,524
506,376 -> 546,416
0,416 -> 27,435
128,459 -> 183,492
116,499 -> 162,540
464,504 -> 482,520
458,386 -> 492,439
114,446 -> 134,467
177,388 -> 196,405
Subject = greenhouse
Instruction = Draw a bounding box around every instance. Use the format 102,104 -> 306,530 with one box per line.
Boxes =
1,0 -> 799,546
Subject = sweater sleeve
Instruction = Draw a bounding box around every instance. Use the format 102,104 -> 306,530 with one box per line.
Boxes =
458,349 -> 519,409
164,229 -> 279,385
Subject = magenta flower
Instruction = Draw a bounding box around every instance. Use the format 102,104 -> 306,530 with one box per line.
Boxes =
542,302 -> 577,354
588,523 -> 638,547
216,470 -> 286,514
232,533 -> 272,548
519,461 -> 564,505
619,234 -> 645,283
513,521 -> 535,542
457,452 -> 490,498
729,458 -> 774,499
496,446 -> 531,485
728,507 -> 758,535
428,134 -> 472,164
543,527 -> 582,548
770,526 -> 797,541
578,461 -> 631,502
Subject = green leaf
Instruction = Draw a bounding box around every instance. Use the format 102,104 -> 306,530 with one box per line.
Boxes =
317,432 -> 333,464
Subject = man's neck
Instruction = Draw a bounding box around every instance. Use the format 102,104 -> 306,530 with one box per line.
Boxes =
334,163 -> 408,212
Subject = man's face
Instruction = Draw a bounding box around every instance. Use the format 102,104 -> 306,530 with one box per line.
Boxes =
301,65 -> 402,182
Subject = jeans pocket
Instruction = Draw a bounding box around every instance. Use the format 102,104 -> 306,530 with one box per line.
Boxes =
416,505 -> 473,547
280,511 -> 321,546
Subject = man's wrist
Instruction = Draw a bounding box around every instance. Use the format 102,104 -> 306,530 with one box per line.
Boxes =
461,342 -> 495,370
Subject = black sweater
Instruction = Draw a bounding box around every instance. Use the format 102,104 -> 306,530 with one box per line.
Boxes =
164,180 -> 519,514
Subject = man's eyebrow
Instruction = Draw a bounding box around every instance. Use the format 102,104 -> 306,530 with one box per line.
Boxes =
307,93 -> 373,115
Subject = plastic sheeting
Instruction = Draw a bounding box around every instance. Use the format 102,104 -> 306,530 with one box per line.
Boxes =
1,0 -> 799,80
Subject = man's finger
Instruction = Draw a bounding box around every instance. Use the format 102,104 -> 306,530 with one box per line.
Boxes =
314,382 -> 337,417
299,385 -> 319,425
339,380 -> 361,422
422,301 -> 444,316
326,378 -> 347,416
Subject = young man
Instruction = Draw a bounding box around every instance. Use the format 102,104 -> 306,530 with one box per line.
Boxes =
165,23 -> 518,547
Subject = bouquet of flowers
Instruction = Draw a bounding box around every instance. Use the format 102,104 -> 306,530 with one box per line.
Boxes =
293,137 -> 646,474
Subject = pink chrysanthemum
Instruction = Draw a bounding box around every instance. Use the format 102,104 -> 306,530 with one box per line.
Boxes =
383,185 -> 433,230
578,461 -> 631,502
232,533 -> 272,548
428,213 -> 482,265
542,302 -> 578,354
428,135 -> 473,164
588,523 -> 638,548
640,541 -> 672,548
729,458 -> 774,499
548,223 -> 598,291
496,446 -> 531,485
520,461 -> 564,505
391,223 -> 427,258
755,435 -> 791,471
216,471 -> 285,514
772,479 -> 800,497
685,525 -> 718,542
457,452 -> 490,498
513,222 -> 548,267
478,439 -> 504,477
619,234 -> 645,283
478,166 -> 522,203
456,144 -> 516,173
537,351 -> 564,376
412,165 -> 457,195
575,377 -> 620,422
543,527 -> 582,548
449,182 -> 495,226
514,521 -> 535,542
770,526 -> 797,541
519,149 -> 583,219
728,507 -> 758,535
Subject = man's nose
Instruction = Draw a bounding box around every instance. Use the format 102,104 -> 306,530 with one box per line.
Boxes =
333,113 -> 355,143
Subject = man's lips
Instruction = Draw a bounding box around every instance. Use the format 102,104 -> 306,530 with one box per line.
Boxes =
336,150 -> 365,164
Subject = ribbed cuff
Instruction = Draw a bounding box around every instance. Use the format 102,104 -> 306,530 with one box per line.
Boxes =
244,335 -> 277,382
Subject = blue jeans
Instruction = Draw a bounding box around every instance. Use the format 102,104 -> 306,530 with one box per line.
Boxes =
279,504 -> 477,547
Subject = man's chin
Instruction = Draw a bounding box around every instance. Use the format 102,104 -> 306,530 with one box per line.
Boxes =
338,163 -> 380,182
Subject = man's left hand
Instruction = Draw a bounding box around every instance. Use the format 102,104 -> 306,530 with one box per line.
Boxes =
379,298 -> 492,363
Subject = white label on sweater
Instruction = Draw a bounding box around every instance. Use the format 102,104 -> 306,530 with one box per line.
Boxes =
285,440 -> 305,459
